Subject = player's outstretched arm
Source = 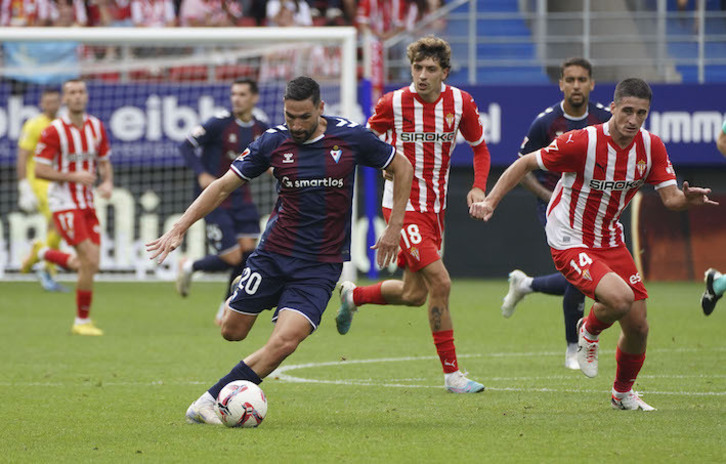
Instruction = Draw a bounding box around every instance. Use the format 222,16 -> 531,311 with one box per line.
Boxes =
372,152 -> 413,268
469,153 -> 539,222
147,170 -> 245,264
657,181 -> 719,212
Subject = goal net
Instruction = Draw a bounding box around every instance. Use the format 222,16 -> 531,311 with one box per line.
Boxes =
0,27 -> 358,280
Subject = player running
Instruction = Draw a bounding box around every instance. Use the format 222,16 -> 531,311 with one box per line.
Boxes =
335,35 -> 491,394
22,79 -> 114,336
470,78 -> 718,410
17,88 -> 68,292
500,58 -> 611,370
147,76 -> 413,425
177,78 -> 268,325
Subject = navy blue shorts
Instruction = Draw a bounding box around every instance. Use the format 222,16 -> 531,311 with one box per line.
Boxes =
227,249 -> 343,331
205,206 -> 260,254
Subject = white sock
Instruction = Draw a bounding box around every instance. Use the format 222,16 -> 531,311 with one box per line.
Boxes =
38,246 -> 50,260
74,317 -> 90,325
183,259 -> 194,273
520,276 -> 534,293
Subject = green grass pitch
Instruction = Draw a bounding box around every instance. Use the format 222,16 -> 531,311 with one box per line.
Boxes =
2,279 -> 723,463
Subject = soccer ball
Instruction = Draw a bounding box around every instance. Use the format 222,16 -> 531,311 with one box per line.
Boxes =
214,380 -> 268,428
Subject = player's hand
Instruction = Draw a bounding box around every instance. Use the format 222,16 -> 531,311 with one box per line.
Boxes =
198,172 -> 216,189
469,199 -> 495,222
466,187 -> 486,207
17,179 -> 39,213
146,227 -> 185,264
97,181 -> 113,200
72,171 -> 97,187
382,169 -> 394,181
371,224 -> 400,268
682,181 -> 719,206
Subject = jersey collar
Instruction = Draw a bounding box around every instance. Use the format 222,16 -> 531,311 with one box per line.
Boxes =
559,101 -> 589,121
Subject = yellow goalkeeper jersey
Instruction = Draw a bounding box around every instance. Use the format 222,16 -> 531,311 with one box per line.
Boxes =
18,113 -> 53,184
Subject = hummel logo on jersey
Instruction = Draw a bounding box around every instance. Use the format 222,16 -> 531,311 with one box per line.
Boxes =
400,131 -> 456,142
282,153 -> 294,164
330,146 -> 342,163
589,178 -> 644,191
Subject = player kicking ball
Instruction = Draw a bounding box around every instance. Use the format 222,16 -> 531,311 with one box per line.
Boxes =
147,77 -> 413,424
470,78 -> 718,410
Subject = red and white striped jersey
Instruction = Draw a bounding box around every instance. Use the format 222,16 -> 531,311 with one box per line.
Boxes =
538,123 -> 677,250
370,83 -> 487,213
35,114 -> 111,212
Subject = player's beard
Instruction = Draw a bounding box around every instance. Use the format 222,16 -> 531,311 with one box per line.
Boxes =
290,121 -> 317,144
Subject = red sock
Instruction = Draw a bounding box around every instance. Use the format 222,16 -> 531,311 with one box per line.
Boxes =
584,306 -> 614,336
44,249 -> 72,269
353,282 -> 388,306
613,347 -> 646,393
76,289 -> 92,319
433,329 -> 458,373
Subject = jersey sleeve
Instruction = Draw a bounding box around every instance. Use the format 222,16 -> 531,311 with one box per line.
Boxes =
230,131 -> 272,181
519,114 -> 549,156
459,91 -> 485,146
646,134 -> 677,189
35,125 -> 60,166
535,129 -> 588,173
367,92 -> 394,135
18,118 -> 39,152
187,117 -> 219,148
355,127 -> 396,170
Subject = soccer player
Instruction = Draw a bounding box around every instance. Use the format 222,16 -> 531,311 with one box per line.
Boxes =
22,79 -> 114,336
146,76 -> 413,425
17,87 -> 68,292
177,78 -> 268,325
500,58 -> 611,370
470,78 -> 718,410
335,36 -> 490,394
700,117 -> 726,315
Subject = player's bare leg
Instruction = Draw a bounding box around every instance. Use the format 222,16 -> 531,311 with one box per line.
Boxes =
71,240 -> 103,336
418,260 -> 484,393
577,273 -> 634,377
243,310 -> 312,378
219,307 -> 258,341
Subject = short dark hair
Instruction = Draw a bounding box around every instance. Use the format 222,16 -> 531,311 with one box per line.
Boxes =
41,87 -> 60,97
406,35 -> 451,71
613,78 -> 652,104
284,76 -> 321,106
560,57 -> 593,79
232,78 -> 259,94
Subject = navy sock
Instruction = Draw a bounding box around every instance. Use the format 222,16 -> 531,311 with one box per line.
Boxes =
207,361 -> 263,399
562,282 -> 586,344
192,255 -> 231,273
531,272 -> 568,296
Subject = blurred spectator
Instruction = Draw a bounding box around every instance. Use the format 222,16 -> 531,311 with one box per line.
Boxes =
405,0 -> 445,33
130,0 -> 175,27
266,0 -> 312,27
0,0 -> 52,26
107,0 -> 133,26
179,0 -> 242,26
356,0 -> 406,40
49,0 -> 88,26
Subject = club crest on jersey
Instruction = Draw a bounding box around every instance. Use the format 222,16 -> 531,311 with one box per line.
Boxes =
282,152 -> 295,164
636,159 -> 647,177
445,113 -> 455,128
330,145 -> 342,163
410,247 -> 420,261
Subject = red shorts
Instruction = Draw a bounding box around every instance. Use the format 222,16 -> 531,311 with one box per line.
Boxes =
551,245 -> 648,301
52,208 -> 101,246
382,207 -> 444,272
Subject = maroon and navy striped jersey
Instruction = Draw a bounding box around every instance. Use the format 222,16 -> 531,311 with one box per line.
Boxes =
230,115 -> 396,263
537,123 -> 677,250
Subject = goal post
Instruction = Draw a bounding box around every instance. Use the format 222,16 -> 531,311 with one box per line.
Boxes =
0,27 -> 361,280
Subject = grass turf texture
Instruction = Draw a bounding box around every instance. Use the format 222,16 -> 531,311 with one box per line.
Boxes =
1,279 -> 723,463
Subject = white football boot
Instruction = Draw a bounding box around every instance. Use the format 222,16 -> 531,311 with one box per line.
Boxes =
444,370 -> 485,394
176,257 -> 193,297
564,343 -> 579,370
611,389 -> 656,411
185,392 -> 222,425
576,318 -> 599,378
501,270 -> 530,318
